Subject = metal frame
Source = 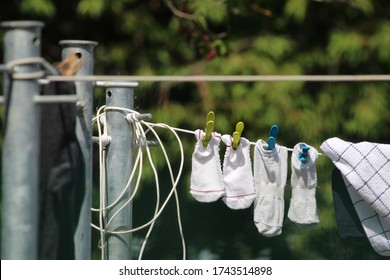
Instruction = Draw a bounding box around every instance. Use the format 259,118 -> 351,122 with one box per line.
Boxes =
104,86 -> 136,259
0,21 -> 140,260
1,20 -> 44,260
59,40 -> 98,260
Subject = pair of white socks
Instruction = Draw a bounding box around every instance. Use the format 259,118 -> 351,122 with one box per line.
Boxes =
253,140 -> 319,237
190,131 -> 319,232
190,129 -> 255,210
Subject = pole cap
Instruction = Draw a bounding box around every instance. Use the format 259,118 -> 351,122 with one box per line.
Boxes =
1,21 -> 45,29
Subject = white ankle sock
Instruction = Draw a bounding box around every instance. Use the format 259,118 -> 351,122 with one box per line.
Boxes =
190,129 -> 225,202
253,139 -> 288,237
288,143 -> 319,226
221,135 -> 256,209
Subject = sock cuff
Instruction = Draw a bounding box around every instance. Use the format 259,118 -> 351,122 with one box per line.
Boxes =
195,129 -> 222,142
222,136 -> 250,164
254,140 -> 288,189
291,143 -> 318,170
193,129 -> 222,158
255,139 -> 281,158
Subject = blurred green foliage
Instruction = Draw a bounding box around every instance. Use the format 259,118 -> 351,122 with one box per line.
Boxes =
0,0 -> 389,260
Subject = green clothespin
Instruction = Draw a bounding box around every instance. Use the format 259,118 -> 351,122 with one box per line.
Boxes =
232,121 -> 244,150
202,111 -> 215,147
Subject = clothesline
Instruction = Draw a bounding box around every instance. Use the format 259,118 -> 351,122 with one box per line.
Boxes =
44,74 -> 390,83
146,123 -> 324,155
3,56 -> 390,82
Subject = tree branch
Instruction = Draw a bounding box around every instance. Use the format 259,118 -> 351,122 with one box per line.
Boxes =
163,0 -> 197,21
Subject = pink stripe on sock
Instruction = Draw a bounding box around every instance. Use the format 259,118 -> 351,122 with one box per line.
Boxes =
223,193 -> 256,198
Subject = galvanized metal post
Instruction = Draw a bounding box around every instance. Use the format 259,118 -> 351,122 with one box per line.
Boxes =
59,40 -> 97,259
105,85 -> 137,259
1,20 -> 44,259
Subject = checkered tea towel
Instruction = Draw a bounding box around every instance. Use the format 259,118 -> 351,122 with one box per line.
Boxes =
321,137 -> 390,256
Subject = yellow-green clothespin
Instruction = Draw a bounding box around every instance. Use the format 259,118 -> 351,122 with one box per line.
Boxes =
202,111 -> 215,147
232,121 -> 244,150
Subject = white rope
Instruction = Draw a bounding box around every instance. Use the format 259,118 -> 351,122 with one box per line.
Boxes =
141,121 -> 187,260
94,105 -> 107,259
136,121 -> 186,260
92,106 -> 187,260
147,124 -> 324,156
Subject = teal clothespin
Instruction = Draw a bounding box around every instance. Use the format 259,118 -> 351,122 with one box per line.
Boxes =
299,143 -> 310,163
267,124 -> 278,150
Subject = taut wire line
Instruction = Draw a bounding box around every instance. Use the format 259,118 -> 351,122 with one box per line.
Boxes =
44,74 -> 390,83
3,56 -> 390,82
146,123 -> 324,156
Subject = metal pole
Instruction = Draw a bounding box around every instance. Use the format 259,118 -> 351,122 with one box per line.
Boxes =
1,20 -> 44,259
105,86 -> 136,259
59,40 -> 97,259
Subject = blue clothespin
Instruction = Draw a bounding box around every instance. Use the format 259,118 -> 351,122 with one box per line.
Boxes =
299,143 -> 310,163
267,125 -> 278,150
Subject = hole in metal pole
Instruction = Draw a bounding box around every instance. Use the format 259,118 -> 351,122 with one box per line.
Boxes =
32,36 -> 40,46
107,90 -> 112,97
75,52 -> 82,59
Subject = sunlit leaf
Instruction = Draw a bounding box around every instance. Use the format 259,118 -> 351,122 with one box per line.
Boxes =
284,0 -> 308,22
77,0 -> 105,18
21,0 -> 56,17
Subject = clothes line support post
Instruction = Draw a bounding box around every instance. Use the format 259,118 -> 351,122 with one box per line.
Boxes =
1,20 -> 44,259
59,40 -> 97,260
105,84 -> 138,259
